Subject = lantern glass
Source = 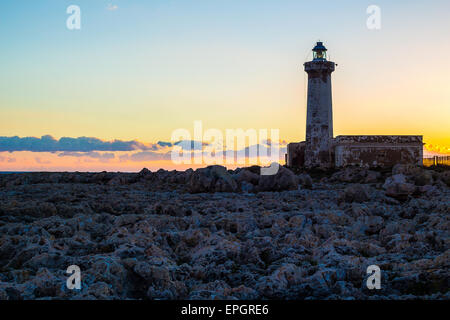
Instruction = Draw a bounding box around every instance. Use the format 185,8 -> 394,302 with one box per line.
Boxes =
314,50 -> 326,60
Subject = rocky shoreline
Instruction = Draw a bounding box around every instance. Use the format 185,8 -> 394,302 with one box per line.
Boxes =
0,164 -> 448,300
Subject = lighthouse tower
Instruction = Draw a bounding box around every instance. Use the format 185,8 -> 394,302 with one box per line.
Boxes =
286,42 -> 423,169
304,42 -> 335,168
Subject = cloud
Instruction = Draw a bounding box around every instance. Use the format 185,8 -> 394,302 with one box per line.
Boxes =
0,135 -> 288,166
107,4 -> 118,11
424,143 -> 450,156
157,141 -> 173,148
58,151 -> 116,160
0,155 -> 16,163
174,140 -> 208,151
119,151 -> 171,162
0,135 -> 212,154
35,157 -> 51,164
0,135 -> 158,153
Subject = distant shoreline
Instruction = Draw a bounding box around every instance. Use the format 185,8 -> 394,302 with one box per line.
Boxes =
0,171 -> 28,174
0,171 -> 139,174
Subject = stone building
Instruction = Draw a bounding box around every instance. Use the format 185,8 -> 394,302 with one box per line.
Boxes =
287,42 -> 423,169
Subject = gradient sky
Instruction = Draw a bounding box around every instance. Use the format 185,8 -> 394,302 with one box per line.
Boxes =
0,0 -> 449,171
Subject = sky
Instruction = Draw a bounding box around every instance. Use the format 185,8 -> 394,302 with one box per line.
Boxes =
0,0 -> 449,171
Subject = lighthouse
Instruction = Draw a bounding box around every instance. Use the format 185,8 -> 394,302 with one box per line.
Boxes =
286,42 -> 423,169
304,42 -> 335,168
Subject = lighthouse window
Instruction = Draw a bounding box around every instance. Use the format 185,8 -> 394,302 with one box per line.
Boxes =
313,50 -> 326,60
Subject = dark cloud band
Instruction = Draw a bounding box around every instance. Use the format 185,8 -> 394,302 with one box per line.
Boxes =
0,135 -> 163,152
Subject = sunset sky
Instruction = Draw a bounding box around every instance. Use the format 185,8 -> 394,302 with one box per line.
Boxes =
1,0 -> 449,171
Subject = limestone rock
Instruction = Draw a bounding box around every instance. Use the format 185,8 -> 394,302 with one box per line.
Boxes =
258,167 -> 298,192
297,173 -> 313,189
392,164 -> 421,176
233,169 -> 260,186
439,171 -> 450,187
188,166 -> 238,193
383,174 -> 416,200
341,184 -> 371,203
0,168 -> 448,300
412,169 -> 433,186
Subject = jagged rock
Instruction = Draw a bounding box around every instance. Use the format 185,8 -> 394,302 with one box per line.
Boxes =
184,168 -> 194,183
361,215 -> 384,235
351,203 -> 370,217
147,280 -> 186,300
364,170 -> 381,183
412,169 -> 433,186
258,167 -> 298,192
224,285 -> 259,300
0,288 -> 8,300
392,164 -> 421,176
328,167 -> 381,184
107,174 -> 129,186
331,167 -> 368,183
297,173 -> 313,189
240,181 -> 255,193
233,169 -> 259,184
383,174 -> 416,200
188,166 -> 238,193
139,168 -> 151,176
31,268 -> 62,298
383,174 -> 407,186
341,184 -> 371,203
418,185 -> 440,197
439,171 -> 450,187
256,264 -> 304,298
92,171 -> 114,184
87,282 -> 114,299
0,167 -> 448,300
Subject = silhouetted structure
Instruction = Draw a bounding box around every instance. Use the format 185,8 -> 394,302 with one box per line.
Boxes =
287,42 -> 423,169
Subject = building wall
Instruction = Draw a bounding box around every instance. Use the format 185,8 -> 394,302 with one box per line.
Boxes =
287,142 -> 305,168
334,135 -> 423,168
